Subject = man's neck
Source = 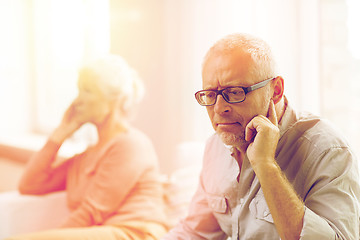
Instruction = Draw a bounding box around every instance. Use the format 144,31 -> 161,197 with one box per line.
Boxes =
232,147 -> 244,169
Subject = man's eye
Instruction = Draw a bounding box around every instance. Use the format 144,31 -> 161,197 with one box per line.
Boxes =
227,89 -> 242,95
206,92 -> 216,98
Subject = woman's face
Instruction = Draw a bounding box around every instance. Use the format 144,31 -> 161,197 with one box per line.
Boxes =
74,78 -> 111,125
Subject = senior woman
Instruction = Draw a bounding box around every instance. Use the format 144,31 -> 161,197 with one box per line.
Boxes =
7,55 -> 167,240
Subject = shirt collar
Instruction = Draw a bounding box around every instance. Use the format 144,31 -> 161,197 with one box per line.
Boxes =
278,96 -> 298,138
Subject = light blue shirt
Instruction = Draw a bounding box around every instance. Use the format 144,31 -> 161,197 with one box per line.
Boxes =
163,101 -> 360,239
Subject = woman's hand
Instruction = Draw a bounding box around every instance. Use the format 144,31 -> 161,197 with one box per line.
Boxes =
49,100 -> 88,144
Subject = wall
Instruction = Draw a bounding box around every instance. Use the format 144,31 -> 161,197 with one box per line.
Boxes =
319,0 -> 360,157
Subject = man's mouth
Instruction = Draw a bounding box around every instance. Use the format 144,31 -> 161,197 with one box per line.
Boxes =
216,122 -> 241,129
217,122 -> 239,126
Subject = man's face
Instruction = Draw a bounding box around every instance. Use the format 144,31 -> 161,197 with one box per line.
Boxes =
202,49 -> 271,149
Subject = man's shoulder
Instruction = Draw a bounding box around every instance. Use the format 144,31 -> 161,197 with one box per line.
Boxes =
281,101 -> 350,151
278,103 -> 355,166
278,109 -> 358,189
291,111 -> 350,150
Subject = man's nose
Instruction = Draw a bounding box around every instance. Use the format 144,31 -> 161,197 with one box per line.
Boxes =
214,94 -> 231,114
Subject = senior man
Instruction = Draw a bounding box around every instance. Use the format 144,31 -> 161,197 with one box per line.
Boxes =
163,33 -> 360,240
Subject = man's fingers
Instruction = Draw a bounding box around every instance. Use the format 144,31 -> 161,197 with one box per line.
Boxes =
245,124 -> 256,142
245,100 -> 279,142
267,99 -> 278,126
245,117 -> 263,142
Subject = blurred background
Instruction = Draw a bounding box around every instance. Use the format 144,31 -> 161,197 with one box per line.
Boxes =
0,0 -> 359,190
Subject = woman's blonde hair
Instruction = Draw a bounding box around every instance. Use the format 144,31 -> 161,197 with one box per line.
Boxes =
78,54 -> 145,117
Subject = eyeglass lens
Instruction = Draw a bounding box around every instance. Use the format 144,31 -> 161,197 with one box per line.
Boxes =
196,87 -> 246,105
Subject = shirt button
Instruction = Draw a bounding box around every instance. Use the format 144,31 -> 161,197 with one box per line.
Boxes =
263,211 -> 269,217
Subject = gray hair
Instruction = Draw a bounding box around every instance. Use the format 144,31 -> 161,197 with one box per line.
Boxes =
78,54 -> 144,116
203,33 -> 278,81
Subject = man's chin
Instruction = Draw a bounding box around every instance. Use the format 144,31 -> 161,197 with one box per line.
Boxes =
218,132 -> 249,148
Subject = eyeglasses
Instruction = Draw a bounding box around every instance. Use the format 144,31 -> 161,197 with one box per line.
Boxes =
195,77 -> 274,106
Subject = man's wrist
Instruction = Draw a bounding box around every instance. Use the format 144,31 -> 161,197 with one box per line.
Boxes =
252,158 -> 280,179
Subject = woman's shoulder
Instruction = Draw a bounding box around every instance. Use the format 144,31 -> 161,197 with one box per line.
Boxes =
105,127 -> 157,159
112,127 -> 152,146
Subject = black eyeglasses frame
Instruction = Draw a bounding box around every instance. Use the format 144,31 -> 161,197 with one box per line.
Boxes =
194,77 -> 275,106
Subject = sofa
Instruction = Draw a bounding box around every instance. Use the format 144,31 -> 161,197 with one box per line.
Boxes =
0,141 -> 205,239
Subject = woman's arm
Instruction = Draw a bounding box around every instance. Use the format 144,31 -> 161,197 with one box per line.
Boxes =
18,101 -> 85,195
18,139 -> 69,195
0,144 -> 35,164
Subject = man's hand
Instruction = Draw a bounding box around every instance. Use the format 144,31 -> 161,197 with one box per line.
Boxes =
245,99 -> 280,171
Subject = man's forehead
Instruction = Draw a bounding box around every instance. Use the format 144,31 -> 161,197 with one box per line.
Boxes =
202,51 -> 254,89
203,48 -> 253,71
202,77 -> 250,90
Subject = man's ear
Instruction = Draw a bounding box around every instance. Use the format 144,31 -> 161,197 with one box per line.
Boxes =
272,76 -> 284,104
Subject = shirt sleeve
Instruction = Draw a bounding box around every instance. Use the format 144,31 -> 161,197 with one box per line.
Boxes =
61,137 -> 154,227
300,147 -> 360,240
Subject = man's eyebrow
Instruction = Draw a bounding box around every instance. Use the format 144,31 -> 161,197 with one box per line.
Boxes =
201,87 -> 217,91
203,85 -> 246,91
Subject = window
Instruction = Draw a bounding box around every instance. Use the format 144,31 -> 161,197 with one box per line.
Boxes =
0,0 -> 109,154
347,0 -> 360,59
